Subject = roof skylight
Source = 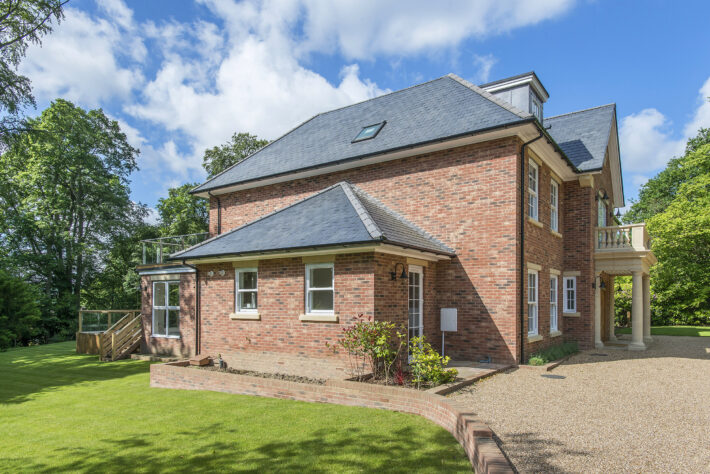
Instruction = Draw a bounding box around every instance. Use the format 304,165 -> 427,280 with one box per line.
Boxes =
352,121 -> 385,143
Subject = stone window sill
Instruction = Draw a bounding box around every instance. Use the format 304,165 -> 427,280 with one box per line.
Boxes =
151,335 -> 181,339
528,334 -> 543,342
299,313 -> 339,323
563,312 -> 580,317
527,217 -> 543,228
230,312 -> 260,320
550,330 -> 563,337
551,230 -> 563,238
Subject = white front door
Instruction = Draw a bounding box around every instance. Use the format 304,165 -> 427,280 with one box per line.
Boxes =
408,265 -> 423,359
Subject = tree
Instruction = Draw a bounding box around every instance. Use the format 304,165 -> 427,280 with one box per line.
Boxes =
156,183 -> 208,236
623,128 -> 710,326
0,269 -> 42,350
202,132 -> 268,178
645,143 -> 710,325
0,99 -> 145,336
0,0 -> 65,138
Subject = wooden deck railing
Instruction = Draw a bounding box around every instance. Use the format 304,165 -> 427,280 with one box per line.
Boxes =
596,223 -> 651,252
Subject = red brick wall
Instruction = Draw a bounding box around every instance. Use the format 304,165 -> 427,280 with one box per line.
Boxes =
197,253 -> 375,368
523,154 -> 565,356
140,273 -> 197,357
208,138 -> 522,363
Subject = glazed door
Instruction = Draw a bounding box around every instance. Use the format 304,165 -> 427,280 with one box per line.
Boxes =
408,265 -> 423,359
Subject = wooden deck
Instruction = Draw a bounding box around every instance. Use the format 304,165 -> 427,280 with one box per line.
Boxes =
76,310 -> 141,358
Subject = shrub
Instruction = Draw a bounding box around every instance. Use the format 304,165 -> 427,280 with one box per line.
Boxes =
0,270 -> 42,350
527,342 -> 578,365
409,336 -> 458,388
326,314 -> 405,383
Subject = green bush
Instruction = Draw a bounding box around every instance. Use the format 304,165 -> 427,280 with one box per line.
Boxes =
527,342 -> 578,365
409,336 -> 458,387
0,270 -> 42,350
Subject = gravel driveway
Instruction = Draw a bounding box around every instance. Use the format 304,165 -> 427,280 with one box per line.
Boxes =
451,336 -> 710,473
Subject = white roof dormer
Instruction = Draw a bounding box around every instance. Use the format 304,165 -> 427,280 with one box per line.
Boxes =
480,71 -> 549,123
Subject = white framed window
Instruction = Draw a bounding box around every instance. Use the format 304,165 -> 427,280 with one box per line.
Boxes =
563,276 -> 577,313
528,270 -> 538,336
528,160 -> 538,220
530,93 -> 543,121
550,275 -> 558,332
152,281 -> 180,337
550,180 -> 559,232
597,198 -> 607,227
305,263 -> 334,314
235,268 -> 258,312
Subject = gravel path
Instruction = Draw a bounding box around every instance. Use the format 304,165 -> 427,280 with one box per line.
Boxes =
450,336 -> 710,473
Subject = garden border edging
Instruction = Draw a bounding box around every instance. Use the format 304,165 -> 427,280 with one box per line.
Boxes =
151,361 -> 513,473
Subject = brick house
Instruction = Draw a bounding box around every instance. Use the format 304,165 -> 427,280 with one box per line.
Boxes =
136,72 -> 655,371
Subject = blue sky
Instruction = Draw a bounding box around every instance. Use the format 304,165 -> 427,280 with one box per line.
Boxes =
19,0 -> 710,217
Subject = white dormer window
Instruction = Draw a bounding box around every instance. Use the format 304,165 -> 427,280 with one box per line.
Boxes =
530,93 -> 543,121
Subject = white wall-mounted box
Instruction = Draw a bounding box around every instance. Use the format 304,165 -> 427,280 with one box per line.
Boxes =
440,308 -> 457,332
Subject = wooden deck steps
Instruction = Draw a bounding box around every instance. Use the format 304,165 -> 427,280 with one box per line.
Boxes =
99,312 -> 143,361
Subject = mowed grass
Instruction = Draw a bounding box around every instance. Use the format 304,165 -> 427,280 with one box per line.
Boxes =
616,325 -> 710,337
0,342 -> 470,473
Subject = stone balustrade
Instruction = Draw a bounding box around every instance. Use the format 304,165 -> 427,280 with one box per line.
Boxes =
596,223 -> 650,252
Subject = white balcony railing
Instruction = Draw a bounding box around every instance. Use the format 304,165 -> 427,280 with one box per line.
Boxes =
596,223 -> 650,252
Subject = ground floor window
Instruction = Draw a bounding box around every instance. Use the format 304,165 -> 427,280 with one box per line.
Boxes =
550,275 -> 558,332
528,270 -> 538,335
153,281 -> 179,337
305,263 -> 334,314
235,268 -> 258,312
564,276 -> 577,313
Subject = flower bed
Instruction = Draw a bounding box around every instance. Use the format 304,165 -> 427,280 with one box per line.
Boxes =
191,365 -> 326,385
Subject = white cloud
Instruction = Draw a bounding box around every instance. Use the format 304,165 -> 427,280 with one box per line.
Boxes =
20,5 -> 144,106
472,54 -> 497,83
619,108 -> 685,173
620,76 -> 710,200
298,0 -> 575,59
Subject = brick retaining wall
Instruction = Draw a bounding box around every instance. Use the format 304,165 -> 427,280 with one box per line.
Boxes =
151,362 -> 513,473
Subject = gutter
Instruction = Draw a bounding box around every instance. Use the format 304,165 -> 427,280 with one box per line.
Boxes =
519,131 -> 543,365
182,260 -> 201,356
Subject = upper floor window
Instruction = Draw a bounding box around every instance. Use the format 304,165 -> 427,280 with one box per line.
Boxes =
597,198 -> 607,227
528,160 -> 538,220
235,268 -> 258,312
305,263 -> 334,314
153,281 -> 180,337
550,180 -> 559,232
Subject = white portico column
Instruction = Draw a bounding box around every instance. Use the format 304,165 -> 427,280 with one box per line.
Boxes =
608,276 -> 617,341
643,274 -> 653,344
629,271 -> 646,350
594,273 -> 604,349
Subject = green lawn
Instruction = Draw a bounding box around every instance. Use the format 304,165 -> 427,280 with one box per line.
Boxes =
616,325 -> 710,337
0,342 -> 470,473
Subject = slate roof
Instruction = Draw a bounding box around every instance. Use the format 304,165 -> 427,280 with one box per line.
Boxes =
192,74 -> 533,193
545,104 -> 616,171
171,182 -> 455,260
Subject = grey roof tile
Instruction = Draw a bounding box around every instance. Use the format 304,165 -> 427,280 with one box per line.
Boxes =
172,182 -> 455,260
193,74 -> 528,193
545,104 -> 616,171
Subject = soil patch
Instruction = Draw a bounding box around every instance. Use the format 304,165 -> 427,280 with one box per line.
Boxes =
193,365 -> 326,385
